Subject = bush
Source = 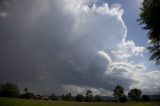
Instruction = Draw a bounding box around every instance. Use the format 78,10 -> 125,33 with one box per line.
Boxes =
142,95 -> 150,101
50,94 -> 58,100
75,94 -> 84,102
0,83 -> 20,98
21,92 -> 34,99
94,95 -> 102,102
119,95 -> 128,103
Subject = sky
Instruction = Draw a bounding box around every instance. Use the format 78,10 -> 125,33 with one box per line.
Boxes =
0,0 -> 160,96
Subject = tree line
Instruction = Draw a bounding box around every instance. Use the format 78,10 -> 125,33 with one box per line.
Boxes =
0,82 -> 157,102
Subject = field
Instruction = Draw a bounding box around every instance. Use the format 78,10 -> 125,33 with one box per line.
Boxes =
0,97 -> 159,106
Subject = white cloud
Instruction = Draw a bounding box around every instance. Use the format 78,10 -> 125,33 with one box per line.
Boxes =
111,40 -> 145,60
63,85 -> 113,96
98,51 -> 112,65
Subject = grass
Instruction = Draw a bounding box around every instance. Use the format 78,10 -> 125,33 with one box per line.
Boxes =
0,97 -> 159,106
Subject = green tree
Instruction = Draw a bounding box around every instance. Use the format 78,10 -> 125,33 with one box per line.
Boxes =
0,83 -> 20,98
138,0 -> 160,65
113,85 -> 125,102
128,88 -> 142,101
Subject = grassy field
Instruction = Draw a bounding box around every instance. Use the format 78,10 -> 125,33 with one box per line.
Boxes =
0,97 -> 159,106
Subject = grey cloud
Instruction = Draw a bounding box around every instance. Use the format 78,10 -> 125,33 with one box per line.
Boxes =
0,0 -> 149,95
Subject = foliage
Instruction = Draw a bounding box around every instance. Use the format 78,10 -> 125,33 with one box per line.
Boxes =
85,90 -> 93,102
94,95 -> 102,102
49,94 -> 58,100
138,0 -> 160,65
20,92 -> 35,99
24,88 -> 28,94
0,83 -> 20,98
128,88 -> 142,101
61,93 -> 73,101
113,85 -> 125,102
119,95 -> 128,103
142,95 -> 150,101
75,94 -> 84,102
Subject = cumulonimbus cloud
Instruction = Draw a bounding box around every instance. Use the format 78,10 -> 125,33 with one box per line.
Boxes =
0,0 -> 159,95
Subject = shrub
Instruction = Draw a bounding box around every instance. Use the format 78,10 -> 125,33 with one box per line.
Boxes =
0,83 -> 20,98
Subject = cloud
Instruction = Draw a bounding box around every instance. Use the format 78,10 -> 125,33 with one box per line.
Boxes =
0,11 -> 8,17
98,51 -> 112,65
63,85 -> 113,96
111,40 -> 145,60
0,0 -> 159,96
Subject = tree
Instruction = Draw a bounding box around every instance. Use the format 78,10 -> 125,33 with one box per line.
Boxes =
23,92 -> 34,99
75,94 -> 84,102
85,90 -> 93,102
20,88 -> 35,99
113,85 -> 125,102
138,0 -> 160,65
142,95 -> 151,101
119,95 -> 128,103
0,83 -> 20,98
24,88 -> 28,94
50,94 -> 58,100
62,93 -> 73,101
128,88 -> 142,101
94,95 -> 102,102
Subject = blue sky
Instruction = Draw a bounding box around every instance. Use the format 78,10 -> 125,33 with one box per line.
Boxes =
105,0 -> 148,46
106,0 -> 158,69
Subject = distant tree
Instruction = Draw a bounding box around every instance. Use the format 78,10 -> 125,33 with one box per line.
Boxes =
138,0 -> 160,65
50,94 -> 58,100
0,83 -> 20,98
142,95 -> 150,101
119,95 -> 128,103
113,85 -> 125,102
62,93 -> 73,101
20,88 -> 34,99
128,88 -> 142,101
75,94 -> 84,102
24,92 -> 34,99
94,95 -> 102,102
86,90 -> 93,97
24,88 -> 28,94
85,90 -> 93,102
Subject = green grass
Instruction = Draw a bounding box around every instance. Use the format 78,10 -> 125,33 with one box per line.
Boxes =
0,97 -> 159,106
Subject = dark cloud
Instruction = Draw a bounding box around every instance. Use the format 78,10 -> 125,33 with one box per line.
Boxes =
0,0 -> 152,95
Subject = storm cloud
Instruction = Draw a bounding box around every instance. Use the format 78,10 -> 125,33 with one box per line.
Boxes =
0,0 -> 159,95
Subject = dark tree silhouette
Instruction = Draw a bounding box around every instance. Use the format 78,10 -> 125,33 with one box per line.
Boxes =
142,95 -> 151,101
24,88 -> 28,94
75,94 -> 84,102
94,95 -> 102,102
113,85 -> 125,102
50,94 -> 58,100
0,83 -> 20,98
85,90 -> 93,102
138,0 -> 160,65
62,93 -> 73,101
128,88 -> 142,101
